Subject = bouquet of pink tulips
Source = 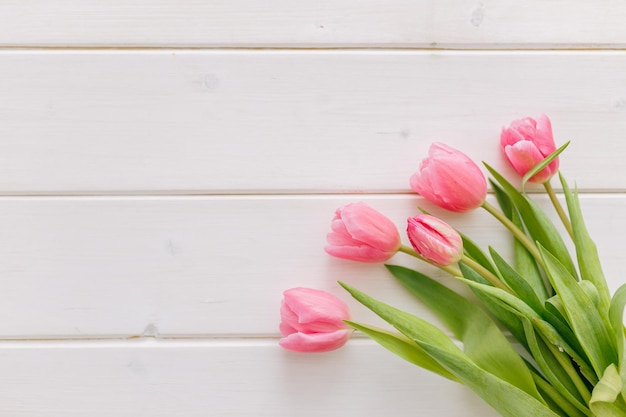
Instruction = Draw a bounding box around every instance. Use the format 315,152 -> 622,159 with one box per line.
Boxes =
279,115 -> 626,417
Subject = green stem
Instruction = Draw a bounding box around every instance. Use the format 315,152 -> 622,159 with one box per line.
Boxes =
400,245 -> 513,293
531,372 -> 589,417
398,245 -> 461,277
460,255 -> 513,294
540,334 -> 592,407
481,200 -> 545,269
543,180 -> 574,240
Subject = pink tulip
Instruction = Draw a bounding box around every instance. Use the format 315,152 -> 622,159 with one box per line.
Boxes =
325,202 -> 401,263
407,215 -> 463,267
410,143 -> 487,212
500,114 -> 559,183
279,287 -> 352,353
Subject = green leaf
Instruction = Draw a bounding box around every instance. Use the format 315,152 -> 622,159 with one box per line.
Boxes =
460,277 -> 541,321
532,317 -> 597,385
539,245 -> 618,378
544,297 -> 590,367
531,370 -> 588,417
608,284 -> 626,401
339,282 -> 561,417
489,246 -> 545,313
485,163 -> 578,279
491,180 -> 550,300
521,141 -> 570,192
460,233 -> 498,276
459,263 -> 528,348
560,173 -> 611,319
345,320 -> 459,382
521,317 -> 592,415
386,264 -> 542,401
590,364 -> 625,417
491,179 -> 514,219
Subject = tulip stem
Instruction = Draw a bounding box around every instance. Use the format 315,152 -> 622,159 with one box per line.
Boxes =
398,245 -> 461,277
543,180 -> 574,239
481,201 -> 545,269
531,373 -> 589,417
460,255 -> 513,294
539,332 -> 592,407
398,244 -> 419,257
400,245 -> 509,291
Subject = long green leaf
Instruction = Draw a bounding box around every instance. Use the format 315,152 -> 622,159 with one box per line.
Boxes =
532,370 -> 588,417
543,298 -> 590,367
460,278 -> 541,321
461,273 -> 595,402
521,317 -> 592,416
489,247 -> 544,313
459,263 -> 528,348
345,320 -> 458,382
460,232 -> 498,276
491,180 -> 550,300
485,163 -> 578,279
608,284 -> 626,402
532,317 -> 597,385
339,282 -> 560,417
386,264 -> 542,401
560,173 -> 611,319
539,245 -> 618,378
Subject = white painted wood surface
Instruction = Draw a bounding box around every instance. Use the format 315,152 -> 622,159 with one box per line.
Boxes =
0,340 -> 499,416
0,50 -> 625,194
1,2 -> 625,416
0,194 -> 622,338
0,0 -> 625,48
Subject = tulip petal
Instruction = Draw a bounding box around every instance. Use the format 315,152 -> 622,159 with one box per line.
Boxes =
279,301 -> 300,334
279,329 -> 352,352
279,321 -> 298,336
407,215 -> 463,266
410,143 -> 487,212
339,203 -> 400,252
500,127 -> 518,147
504,141 -> 554,183
282,288 -> 350,330
533,114 -> 557,156
326,231 -> 362,247
500,115 -> 559,183
324,241 -> 392,263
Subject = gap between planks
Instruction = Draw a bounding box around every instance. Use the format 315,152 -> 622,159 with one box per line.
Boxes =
0,191 -> 622,199
0,46 -> 626,51
1,47 -> 626,53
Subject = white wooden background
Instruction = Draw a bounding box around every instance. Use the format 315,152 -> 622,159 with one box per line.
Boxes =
1,2 -> 625,415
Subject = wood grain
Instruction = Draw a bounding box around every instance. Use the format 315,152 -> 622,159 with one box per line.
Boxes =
0,193 -> 621,338
0,50 -> 625,194
0,0 -> 625,48
0,339 -> 499,416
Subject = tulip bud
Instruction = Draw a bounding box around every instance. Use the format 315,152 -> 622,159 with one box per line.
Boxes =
500,114 -> 559,183
410,143 -> 487,212
407,215 -> 463,267
325,202 -> 401,263
279,287 -> 352,353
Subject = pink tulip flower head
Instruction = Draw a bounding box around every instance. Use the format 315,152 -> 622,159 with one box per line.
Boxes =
407,214 -> 463,267
279,287 -> 352,353
500,114 -> 559,183
325,202 -> 401,263
410,143 -> 487,212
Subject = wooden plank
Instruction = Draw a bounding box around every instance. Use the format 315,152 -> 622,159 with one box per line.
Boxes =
0,50 -> 625,193
0,0 -> 625,48
0,194 -> 622,338
0,339 -> 498,416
